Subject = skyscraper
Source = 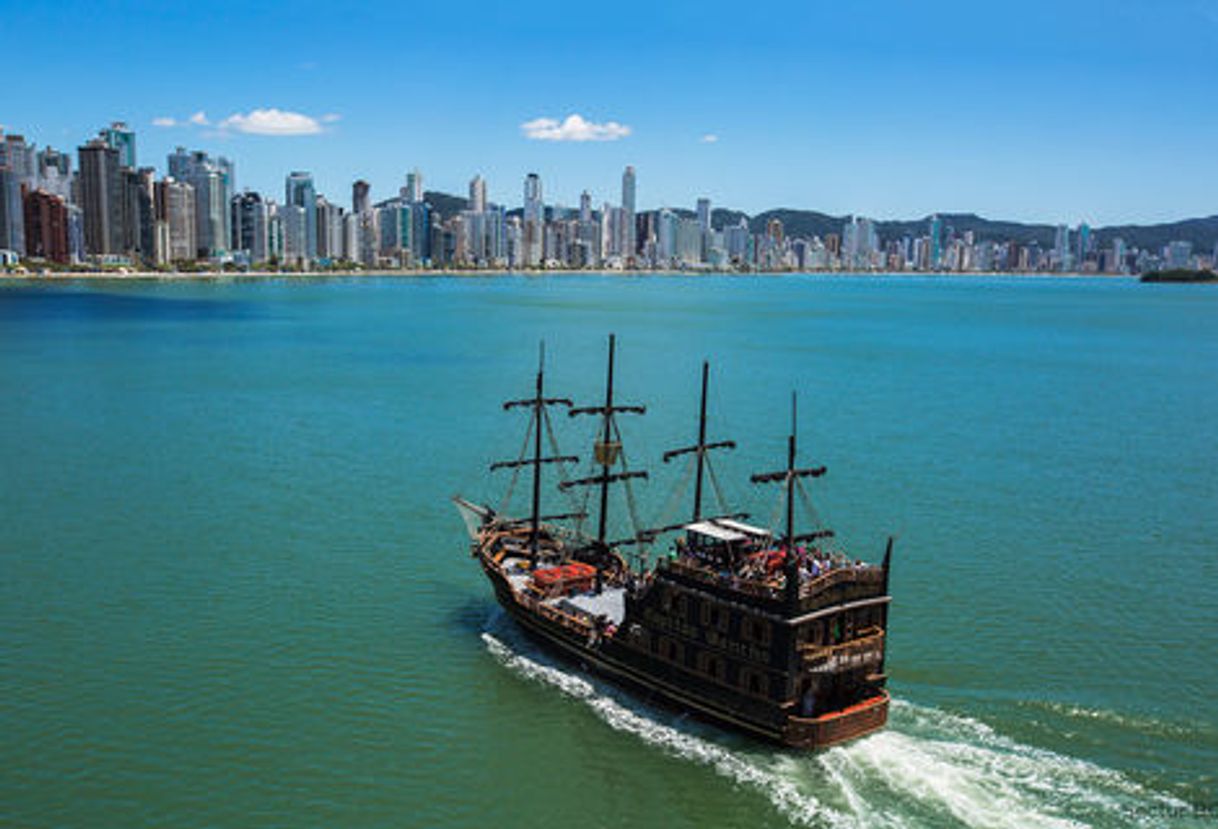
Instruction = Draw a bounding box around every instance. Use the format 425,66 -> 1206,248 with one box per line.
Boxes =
1054,224 -> 1070,271
404,169 -> 423,204
315,195 -> 343,260
35,147 -> 72,201
78,138 -> 123,256
579,191 -> 592,224
280,203 -> 308,266
523,172 -> 543,266
22,189 -> 69,263
621,166 -> 636,262
168,147 -> 233,258
102,122 -> 136,169
928,215 -> 942,270
0,133 -> 35,255
696,198 -> 711,233
352,180 -> 370,215
231,191 -> 268,262
285,171 -> 317,261
1075,222 -> 1091,266
469,175 -> 487,213
155,177 -> 197,263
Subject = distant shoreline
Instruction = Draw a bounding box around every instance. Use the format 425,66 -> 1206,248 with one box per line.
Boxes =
0,269 -> 1138,282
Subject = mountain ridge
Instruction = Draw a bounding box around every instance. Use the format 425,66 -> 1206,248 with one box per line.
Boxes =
419,192 -> 1218,252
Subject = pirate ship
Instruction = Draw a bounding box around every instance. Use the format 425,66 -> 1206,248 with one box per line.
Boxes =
454,335 -> 892,748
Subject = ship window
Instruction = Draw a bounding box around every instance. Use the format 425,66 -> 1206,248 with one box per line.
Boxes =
748,672 -> 762,695
697,651 -> 724,681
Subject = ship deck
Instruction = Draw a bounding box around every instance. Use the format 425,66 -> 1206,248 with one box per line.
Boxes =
553,588 -> 626,626
500,555 -> 627,626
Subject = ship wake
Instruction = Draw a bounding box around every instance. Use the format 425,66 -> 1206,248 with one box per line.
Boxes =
481,629 -> 1185,828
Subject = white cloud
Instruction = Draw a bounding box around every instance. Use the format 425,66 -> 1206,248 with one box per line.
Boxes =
700,133 -> 719,143
521,114 -> 631,142
218,108 -> 324,136
189,111 -> 210,126
152,116 -> 177,128
321,113 -> 341,123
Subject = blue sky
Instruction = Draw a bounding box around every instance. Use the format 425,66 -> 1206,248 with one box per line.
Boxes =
4,0 -> 1217,225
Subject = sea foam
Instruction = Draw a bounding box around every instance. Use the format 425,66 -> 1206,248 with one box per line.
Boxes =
481,628 -> 1187,828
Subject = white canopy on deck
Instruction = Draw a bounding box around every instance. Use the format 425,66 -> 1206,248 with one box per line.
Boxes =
683,517 -> 772,542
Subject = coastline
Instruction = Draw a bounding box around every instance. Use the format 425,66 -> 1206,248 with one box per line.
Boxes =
0,268 -> 1137,282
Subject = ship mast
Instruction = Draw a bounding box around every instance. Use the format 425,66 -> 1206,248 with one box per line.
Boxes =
562,334 -> 647,548
662,361 -> 735,522
751,393 -> 827,606
490,343 -> 580,556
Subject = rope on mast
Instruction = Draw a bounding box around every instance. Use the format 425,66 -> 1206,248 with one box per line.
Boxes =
497,407 -> 535,514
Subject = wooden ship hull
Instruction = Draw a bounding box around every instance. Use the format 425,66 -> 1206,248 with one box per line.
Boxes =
459,501 -> 891,749
456,336 -> 893,750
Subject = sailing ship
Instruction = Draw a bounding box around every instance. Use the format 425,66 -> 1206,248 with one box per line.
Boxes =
454,335 -> 892,749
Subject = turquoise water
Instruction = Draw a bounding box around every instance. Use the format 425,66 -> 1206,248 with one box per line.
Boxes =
1,274 -> 1215,828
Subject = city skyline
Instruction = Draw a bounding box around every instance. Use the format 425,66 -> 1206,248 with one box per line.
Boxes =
4,0 -> 1218,226
5,115 -> 1213,275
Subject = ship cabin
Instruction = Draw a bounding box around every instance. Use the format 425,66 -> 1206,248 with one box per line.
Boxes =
616,516 -> 890,726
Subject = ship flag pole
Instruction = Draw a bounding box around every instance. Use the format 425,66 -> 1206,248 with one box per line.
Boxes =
490,341 -> 581,557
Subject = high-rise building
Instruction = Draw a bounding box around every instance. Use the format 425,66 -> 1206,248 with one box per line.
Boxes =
285,172 -> 317,261
231,191 -> 268,263
352,180 -> 370,215
102,122 -> 136,169
155,177 -> 197,263
928,215 -> 942,270
35,147 -> 72,201
1,132 -> 36,183
22,189 -> 70,263
128,166 -> 156,263
168,147 -> 234,258
78,138 -> 124,256
579,191 -> 592,224
0,168 -> 22,255
724,219 -> 750,263
1075,222 -> 1091,265
315,195 -> 343,260
1165,240 -> 1193,269
280,203 -> 308,265
523,173 -> 544,266
404,169 -> 423,204
469,175 -> 487,213
0,133 -> 35,255
621,166 -> 636,262
342,211 -> 360,263
1054,224 -> 1070,271
696,198 -> 711,233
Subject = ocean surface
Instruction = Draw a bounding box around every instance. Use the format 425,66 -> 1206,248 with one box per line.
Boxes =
1,274 -> 1215,828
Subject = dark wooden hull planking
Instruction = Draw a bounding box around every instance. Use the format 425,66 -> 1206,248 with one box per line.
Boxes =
479,550 -> 890,750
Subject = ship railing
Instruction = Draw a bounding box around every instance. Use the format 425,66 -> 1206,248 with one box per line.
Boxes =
798,564 -> 885,599
662,558 -> 784,601
799,628 -> 885,672
662,556 -> 884,605
518,591 -> 593,634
